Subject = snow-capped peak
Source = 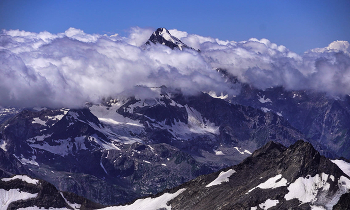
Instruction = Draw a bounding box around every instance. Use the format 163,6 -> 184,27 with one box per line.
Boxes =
145,27 -> 198,51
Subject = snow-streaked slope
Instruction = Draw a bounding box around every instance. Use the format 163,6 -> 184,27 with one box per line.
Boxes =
2,175 -> 39,185
101,188 -> 186,210
90,102 -> 144,144
145,103 -> 220,140
29,136 -> 87,156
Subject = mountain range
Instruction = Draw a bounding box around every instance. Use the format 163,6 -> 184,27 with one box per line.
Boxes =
1,28 -> 350,209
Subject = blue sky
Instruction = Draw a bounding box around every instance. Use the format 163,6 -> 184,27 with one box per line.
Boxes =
0,0 -> 349,54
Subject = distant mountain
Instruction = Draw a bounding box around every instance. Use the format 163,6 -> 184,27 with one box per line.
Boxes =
222,70 -> 350,159
145,27 -> 198,51
111,140 -> 350,210
0,88 -> 304,205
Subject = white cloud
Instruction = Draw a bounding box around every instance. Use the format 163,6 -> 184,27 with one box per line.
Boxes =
0,28 -> 232,108
0,27 -> 349,108
126,27 -> 155,47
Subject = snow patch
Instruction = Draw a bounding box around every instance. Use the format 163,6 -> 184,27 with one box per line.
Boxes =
214,150 -> 225,155
259,199 -> 279,210
32,117 -> 47,126
261,107 -> 271,113
27,134 -> 52,142
186,106 -> 219,135
248,174 -> 288,193
284,173 -> 333,204
2,175 -> 39,185
206,169 -> 236,187
101,188 -> 186,210
100,159 -> 108,175
310,205 -> 327,210
207,91 -> 228,100
16,155 -> 39,166
0,139 -> 7,151
0,189 -> 38,209
234,147 -> 252,155
258,95 -> 272,103
244,149 -> 252,155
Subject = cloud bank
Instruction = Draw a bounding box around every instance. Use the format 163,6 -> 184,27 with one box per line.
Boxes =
0,27 -> 349,108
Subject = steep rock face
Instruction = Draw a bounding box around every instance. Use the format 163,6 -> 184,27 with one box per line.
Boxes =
0,106 -> 217,205
156,140 -> 350,210
112,90 -> 304,171
229,81 -> 350,159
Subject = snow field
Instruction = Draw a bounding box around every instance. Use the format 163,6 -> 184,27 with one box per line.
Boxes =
206,169 -> 236,187
101,188 -> 186,210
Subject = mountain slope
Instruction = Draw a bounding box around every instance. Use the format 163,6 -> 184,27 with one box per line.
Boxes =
0,88 -> 305,205
110,140 -> 350,210
227,81 -> 350,159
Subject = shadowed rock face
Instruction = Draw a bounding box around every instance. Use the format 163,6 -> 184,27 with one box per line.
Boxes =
228,80 -> 350,160
334,192 -> 350,210
160,140 -> 350,210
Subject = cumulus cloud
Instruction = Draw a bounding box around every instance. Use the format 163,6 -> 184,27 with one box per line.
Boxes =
0,27 -> 349,108
0,28 -> 233,108
172,29 -> 350,96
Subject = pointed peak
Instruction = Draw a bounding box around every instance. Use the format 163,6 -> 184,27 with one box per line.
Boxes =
154,27 -> 170,35
144,27 -> 199,51
251,141 -> 286,158
286,140 -> 318,155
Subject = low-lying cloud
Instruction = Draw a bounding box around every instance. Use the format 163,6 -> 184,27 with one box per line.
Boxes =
170,28 -> 350,95
0,27 -> 349,108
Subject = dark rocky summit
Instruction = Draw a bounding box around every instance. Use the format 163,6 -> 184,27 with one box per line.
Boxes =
155,141 -> 350,209
145,27 -> 198,51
